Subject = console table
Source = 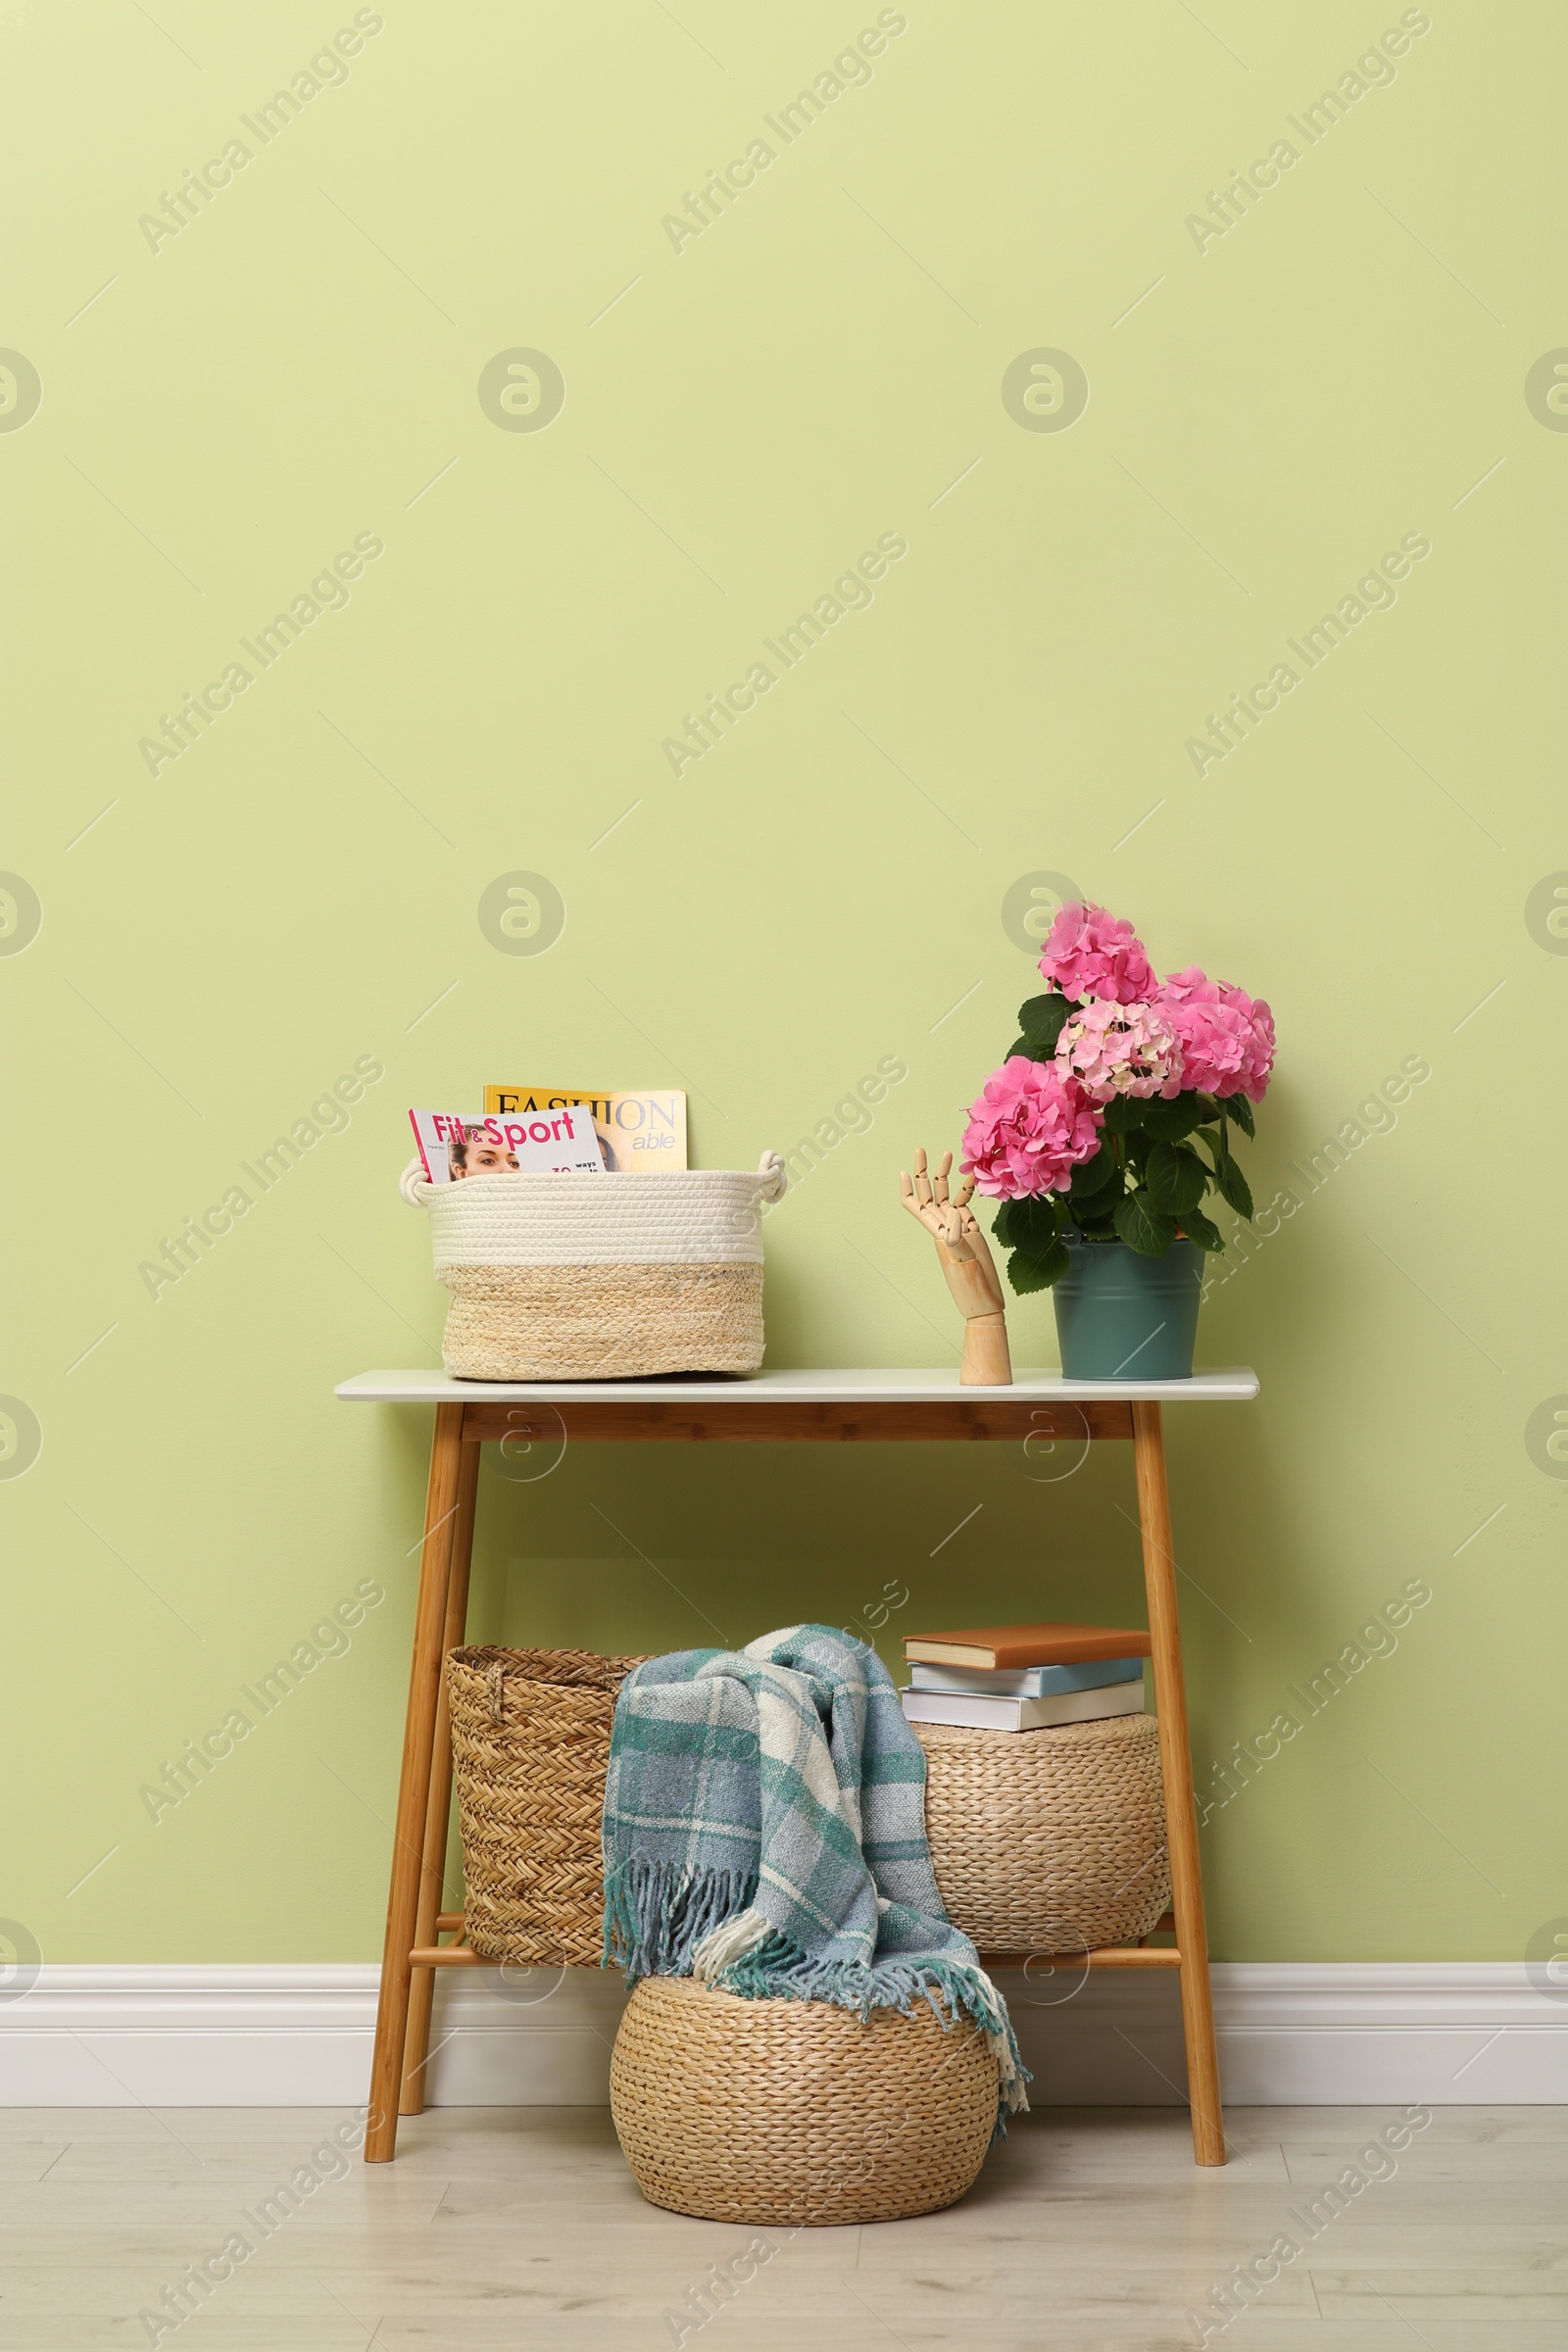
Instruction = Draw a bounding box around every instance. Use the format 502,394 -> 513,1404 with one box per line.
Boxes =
336,1365 -> 1258,2165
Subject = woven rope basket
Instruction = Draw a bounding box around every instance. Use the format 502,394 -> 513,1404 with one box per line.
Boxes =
447,1645 -> 646,1967
401,1154 -> 787,1380
610,1975 -> 998,2225
916,1711 -> 1170,1953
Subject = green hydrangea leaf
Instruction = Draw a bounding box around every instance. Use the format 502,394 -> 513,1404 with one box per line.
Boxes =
1137,1092 -> 1209,1142
1069,1143 -> 1119,1200
1015,991 -> 1071,1058
1113,1190 -> 1177,1256
1146,1141 -> 1207,1215
1214,1152 -> 1254,1219
1006,1240 -> 1069,1294
1001,1193 -> 1062,1255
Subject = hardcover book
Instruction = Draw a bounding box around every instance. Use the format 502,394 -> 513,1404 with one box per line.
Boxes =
484,1085 -> 687,1172
904,1621 -> 1153,1671
907,1657 -> 1146,1698
901,1681 -> 1147,1733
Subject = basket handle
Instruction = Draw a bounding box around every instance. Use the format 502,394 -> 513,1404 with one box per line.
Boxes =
400,1156 -> 435,1206
486,1659 -> 506,1723
755,1150 -> 787,1203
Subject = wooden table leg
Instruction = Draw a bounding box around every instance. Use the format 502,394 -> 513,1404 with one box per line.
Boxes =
1132,1400 -> 1225,2167
399,1435 -> 480,2116
365,1401 -> 466,2162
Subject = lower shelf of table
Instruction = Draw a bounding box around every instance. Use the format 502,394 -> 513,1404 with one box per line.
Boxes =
412,1913 -> 1183,1972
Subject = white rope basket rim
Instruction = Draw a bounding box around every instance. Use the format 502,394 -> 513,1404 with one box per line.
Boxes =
400,1152 -> 788,1272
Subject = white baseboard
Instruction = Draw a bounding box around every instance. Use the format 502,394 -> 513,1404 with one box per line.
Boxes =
4,1962 -> 1562,2108
0,1966 -> 628,2109
1002,1962 -> 1568,2106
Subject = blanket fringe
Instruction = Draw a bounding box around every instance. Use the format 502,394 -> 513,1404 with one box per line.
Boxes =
602,1857 -> 756,1982
690,1905 -> 772,1982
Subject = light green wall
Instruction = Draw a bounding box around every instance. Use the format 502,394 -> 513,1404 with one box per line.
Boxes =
5,0 -> 1562,1969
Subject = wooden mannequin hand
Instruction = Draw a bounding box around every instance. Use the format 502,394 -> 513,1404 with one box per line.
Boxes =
900,1149 -> 1003,1316
899,1148 -> 1012,1386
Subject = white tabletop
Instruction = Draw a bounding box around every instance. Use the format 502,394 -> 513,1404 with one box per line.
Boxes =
335,1366 -> 1258,1405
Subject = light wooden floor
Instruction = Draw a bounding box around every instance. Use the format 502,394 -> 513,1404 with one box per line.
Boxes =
0,2104 -> 1563,2349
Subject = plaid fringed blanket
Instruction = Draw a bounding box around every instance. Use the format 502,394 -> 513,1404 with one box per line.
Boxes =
602,1623 -> 1027,2126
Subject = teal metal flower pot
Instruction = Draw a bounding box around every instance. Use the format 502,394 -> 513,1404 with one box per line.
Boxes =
1052,1238 -> 1203,1381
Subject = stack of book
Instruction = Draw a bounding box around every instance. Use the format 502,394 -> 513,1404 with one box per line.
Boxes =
900,1621 -> 1152,1733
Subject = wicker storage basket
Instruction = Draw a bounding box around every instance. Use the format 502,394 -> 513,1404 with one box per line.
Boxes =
400,1153 -> 787,1380
610,1975 -> 998,2225
447,1645 -> 645,1967
916,1711 -> 1169,1953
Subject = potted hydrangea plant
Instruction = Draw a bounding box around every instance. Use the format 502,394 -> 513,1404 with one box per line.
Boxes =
960,902 -> 1274,1379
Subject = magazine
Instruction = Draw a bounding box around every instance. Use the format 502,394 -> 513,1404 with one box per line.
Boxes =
483,1085 -> 687,1172
408,1107 -> 606,1183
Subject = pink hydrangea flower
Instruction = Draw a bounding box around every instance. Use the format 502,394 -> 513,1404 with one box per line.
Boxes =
1038,902 -> 1154,1005
1054,997 -> 1184,1102
1159,967 -> 1275,1102
1230,988 -> 1275,1102
960,1056 -> 1103,1199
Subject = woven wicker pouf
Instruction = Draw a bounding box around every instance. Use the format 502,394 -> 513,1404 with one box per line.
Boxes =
446,1646 -> 645,1967
610,1975 -> 999,2225
916,1711 -> 1170,1953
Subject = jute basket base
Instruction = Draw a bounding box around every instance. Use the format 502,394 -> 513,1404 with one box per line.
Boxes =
917,1711 -> 1170,1953
610,1976 -> 998,2226
439,1261 -> 763,1380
